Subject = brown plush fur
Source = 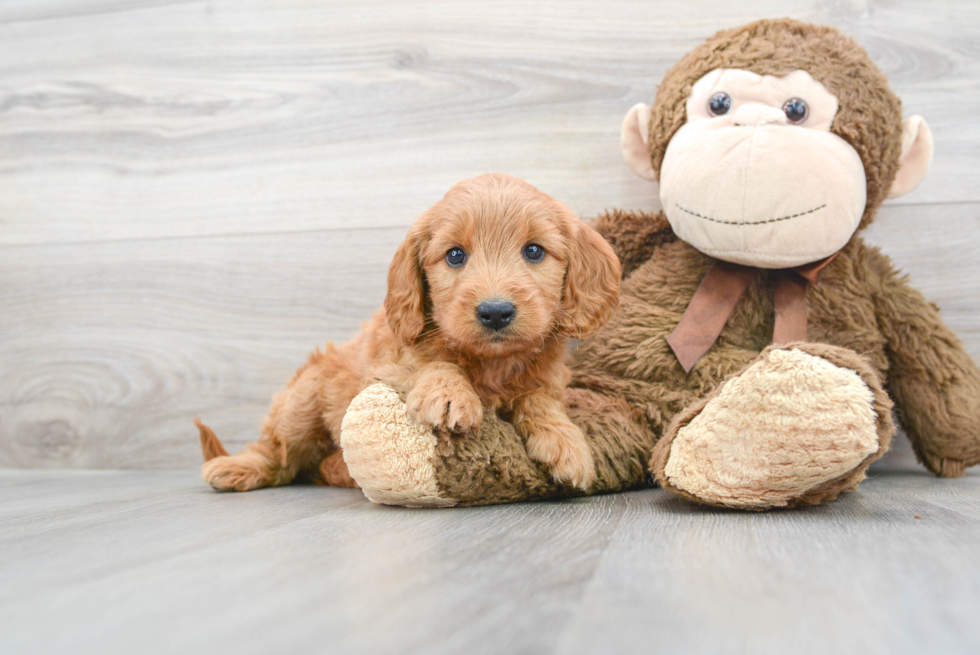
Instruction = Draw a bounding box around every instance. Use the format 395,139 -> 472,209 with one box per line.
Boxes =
196,173 -> 620,492
575,210 -> 980,481
428,387 -> 652,505
397,19 -> 980,507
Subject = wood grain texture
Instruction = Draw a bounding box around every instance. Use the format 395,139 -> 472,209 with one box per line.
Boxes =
1,0 -> 979,468
0,469 -> 978,654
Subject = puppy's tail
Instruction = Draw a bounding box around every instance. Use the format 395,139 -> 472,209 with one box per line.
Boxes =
194,417 -> 229,461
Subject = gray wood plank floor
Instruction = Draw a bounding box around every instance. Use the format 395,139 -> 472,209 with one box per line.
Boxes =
1,469 -> 978,655
2,0 -> 980,468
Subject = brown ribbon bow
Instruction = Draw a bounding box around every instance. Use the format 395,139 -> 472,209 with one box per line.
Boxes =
666,254 -> 838,373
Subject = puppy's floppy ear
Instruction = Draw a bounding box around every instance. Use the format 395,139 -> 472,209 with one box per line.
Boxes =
558,212 -> 622,338
384,219 -> 429,343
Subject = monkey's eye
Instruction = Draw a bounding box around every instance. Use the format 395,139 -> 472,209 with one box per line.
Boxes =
523,243 -> 545,262
446,247 -> 466,267
782,98 -> 809,124
708,92 -> 732,116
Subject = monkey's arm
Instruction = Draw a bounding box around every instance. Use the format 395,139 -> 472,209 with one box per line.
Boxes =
869,248 -> 980,477
590,209 -> 675,278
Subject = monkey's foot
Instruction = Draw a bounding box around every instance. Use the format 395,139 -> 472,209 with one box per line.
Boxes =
651,343 -> 895,509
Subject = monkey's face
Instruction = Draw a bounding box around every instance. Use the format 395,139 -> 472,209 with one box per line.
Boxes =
658,69 -> 866,268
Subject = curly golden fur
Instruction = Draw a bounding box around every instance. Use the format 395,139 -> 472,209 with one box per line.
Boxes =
195,173 -> 621,491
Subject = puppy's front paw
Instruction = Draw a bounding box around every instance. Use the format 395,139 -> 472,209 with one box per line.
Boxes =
406,379 -> 483,435
525,421 -> 596,490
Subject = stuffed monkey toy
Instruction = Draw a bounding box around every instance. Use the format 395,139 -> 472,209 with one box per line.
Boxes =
310,19 -> 980,509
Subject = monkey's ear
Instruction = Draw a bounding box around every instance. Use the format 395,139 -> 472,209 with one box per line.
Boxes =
384,222 -> 428,343
621,103 -> 657,181
887,115 -> 933,199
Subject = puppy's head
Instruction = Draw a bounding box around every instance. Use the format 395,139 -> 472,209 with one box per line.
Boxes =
385,173 -> 621,357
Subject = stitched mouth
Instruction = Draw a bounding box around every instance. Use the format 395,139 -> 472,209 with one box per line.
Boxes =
676,203 -> 826,226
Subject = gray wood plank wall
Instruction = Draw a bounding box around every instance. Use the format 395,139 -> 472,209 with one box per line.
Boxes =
2,0 -> 978,469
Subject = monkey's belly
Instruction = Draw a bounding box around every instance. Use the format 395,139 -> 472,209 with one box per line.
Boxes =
570,238 -> 887,435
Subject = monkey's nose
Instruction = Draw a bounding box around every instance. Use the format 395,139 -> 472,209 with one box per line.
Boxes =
477,300 -> 515,331
732,103 -> 787,127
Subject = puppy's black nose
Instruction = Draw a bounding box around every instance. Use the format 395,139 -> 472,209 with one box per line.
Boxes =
477,300 -> 515,331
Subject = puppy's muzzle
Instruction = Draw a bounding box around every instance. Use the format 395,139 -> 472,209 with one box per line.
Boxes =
477,299 -> 515,332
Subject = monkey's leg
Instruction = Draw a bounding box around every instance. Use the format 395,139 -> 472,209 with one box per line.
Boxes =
339,384 -> 652,507
650,342 -> 896,510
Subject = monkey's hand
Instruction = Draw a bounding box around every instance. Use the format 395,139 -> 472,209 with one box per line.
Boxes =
871,248 -> 980,476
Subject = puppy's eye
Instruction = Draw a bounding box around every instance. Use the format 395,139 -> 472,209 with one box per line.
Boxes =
446,247 -> 466,268
523,243 -> 545,262
782,98 -> 808,124
708,92 -> 732,116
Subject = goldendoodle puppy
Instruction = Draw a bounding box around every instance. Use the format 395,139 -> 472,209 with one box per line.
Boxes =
196,173 -> 621,491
